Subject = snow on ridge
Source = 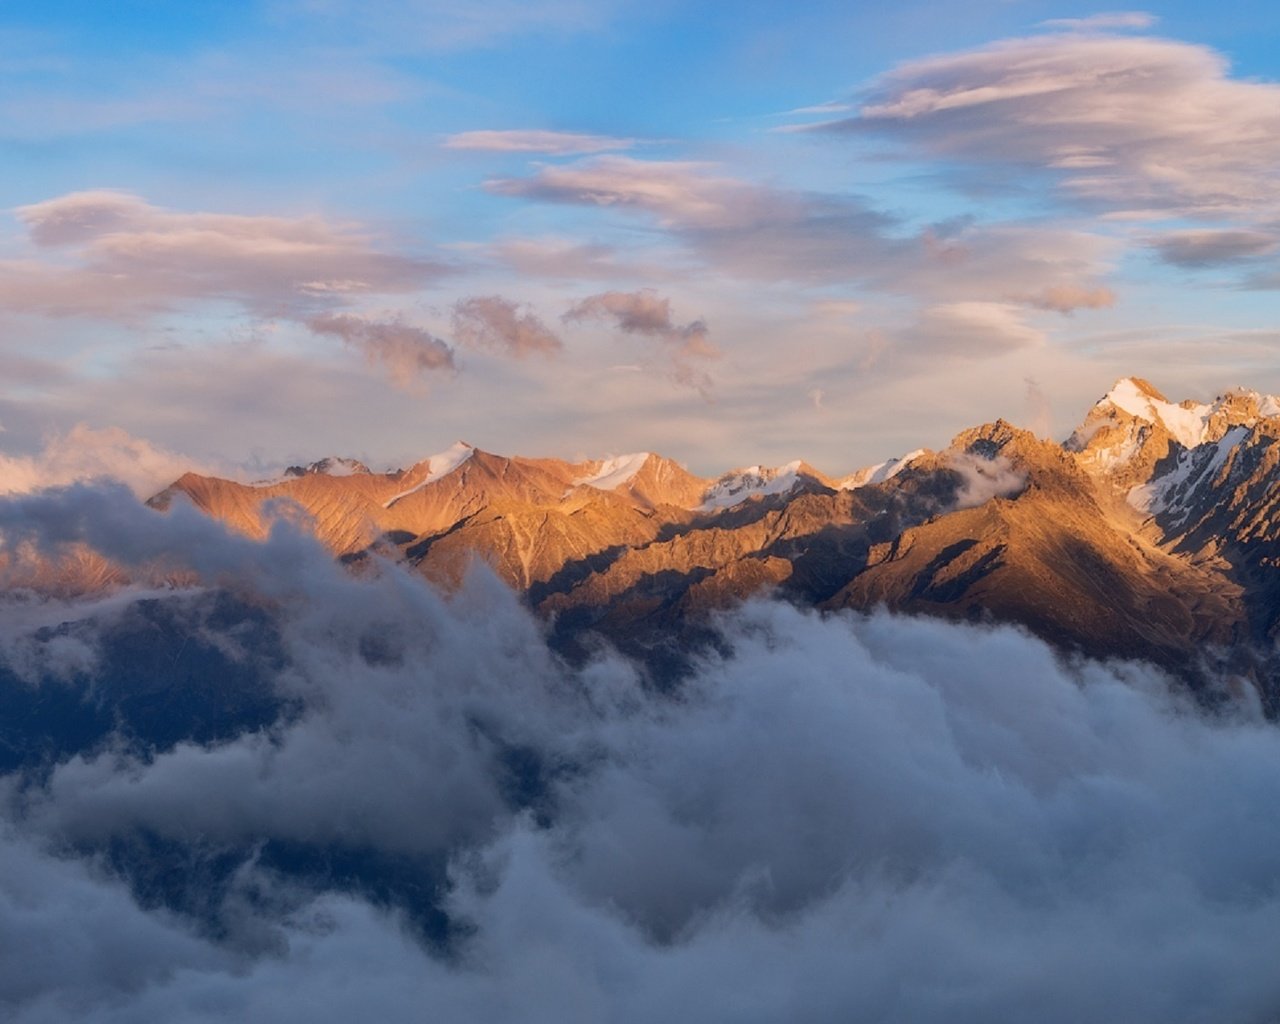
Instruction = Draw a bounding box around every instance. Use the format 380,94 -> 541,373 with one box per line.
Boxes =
249,456 -> 370,487
840,449 -> 925,489
572,453 -> 651,492
1127,425 -> 1248,517
700,460 -> 804,512
382,442 -> 474,508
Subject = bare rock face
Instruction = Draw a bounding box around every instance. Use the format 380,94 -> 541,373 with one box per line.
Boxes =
831,420 -> 1244,673
17,376 -> 1280,704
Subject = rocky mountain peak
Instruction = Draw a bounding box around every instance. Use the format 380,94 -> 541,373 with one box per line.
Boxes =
285,456 -> 372,479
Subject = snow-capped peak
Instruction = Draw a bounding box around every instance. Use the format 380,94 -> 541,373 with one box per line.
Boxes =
700,461 -> 804,511
382,442 -> 474,508
1101,377 -> 1211,449
572,453 -> 651,492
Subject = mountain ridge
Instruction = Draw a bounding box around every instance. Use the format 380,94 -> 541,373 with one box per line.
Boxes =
7,376 -> 1280,705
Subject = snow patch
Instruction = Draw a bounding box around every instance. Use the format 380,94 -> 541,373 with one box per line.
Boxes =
700,461 -> 803,511
1127,426 -> 1248,517
572,453 -> 651,492
382,443 -> 474,508
840,450 -> 925,489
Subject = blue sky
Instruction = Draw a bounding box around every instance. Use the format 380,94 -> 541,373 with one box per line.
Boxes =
1,1 -> 1279,482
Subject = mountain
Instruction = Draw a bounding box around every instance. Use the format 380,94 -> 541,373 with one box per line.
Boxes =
11,376 -> 1280,705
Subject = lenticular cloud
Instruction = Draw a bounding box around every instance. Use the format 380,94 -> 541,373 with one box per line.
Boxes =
3,488 -> 1280,1022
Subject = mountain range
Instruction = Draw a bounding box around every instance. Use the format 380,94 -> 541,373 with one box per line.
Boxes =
10,376 -> 1280,706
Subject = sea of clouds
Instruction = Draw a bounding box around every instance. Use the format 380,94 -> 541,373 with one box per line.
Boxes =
2,483 -> 1280,1022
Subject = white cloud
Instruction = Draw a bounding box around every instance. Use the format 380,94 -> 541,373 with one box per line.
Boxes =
2,487 -> 1280,1022
0,424 -> 213,498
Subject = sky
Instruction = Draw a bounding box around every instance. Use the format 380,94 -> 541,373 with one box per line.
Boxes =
1,0 -> 1279,480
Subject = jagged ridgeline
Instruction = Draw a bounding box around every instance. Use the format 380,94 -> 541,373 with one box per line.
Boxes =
11,377 -> 1280,705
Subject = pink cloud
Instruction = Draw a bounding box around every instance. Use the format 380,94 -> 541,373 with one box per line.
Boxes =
563,289 -> 718,392
443,130 -> 635,155
451,295 -> 563,357
4,190 -> 445,321
306,314 -> 456,387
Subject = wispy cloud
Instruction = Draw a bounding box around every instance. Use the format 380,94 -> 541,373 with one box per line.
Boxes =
564,289 -> 718,391
1041,11 -> 1158,31
5,190 -> 445,320
1146,229 -> 1279,268
891,301 -> 1048,362
491,156 -> 1117,307
443,129 -> 636,154
1022,284 -> 1116,314
486,236 -> 675,282
816,33 -> 1280,219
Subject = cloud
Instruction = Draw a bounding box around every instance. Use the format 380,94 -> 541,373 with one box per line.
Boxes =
489,157 -> 1116,309
451,296 -> 563,358
1022,377 -> 1053,438
820,33 -> 1280,218
2,190 -> 445,321
4,486 -> 1280,1020
1041,11 -> 1158,31
1022,283 -> 1116,313
563,288 -> 718,391
443,130 -> 635,154
3,494 -> 1280,1023
484,236 -> 672,282
887,302 -> 1048,364
947,451 -> 1028,508
486,156 -> 765,227
1146,229 -> 1279,268
0,424 -> 212,498
306,313 -> 456,386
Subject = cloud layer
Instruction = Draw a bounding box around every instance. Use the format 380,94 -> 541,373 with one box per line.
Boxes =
3,484 -> 1280,1021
